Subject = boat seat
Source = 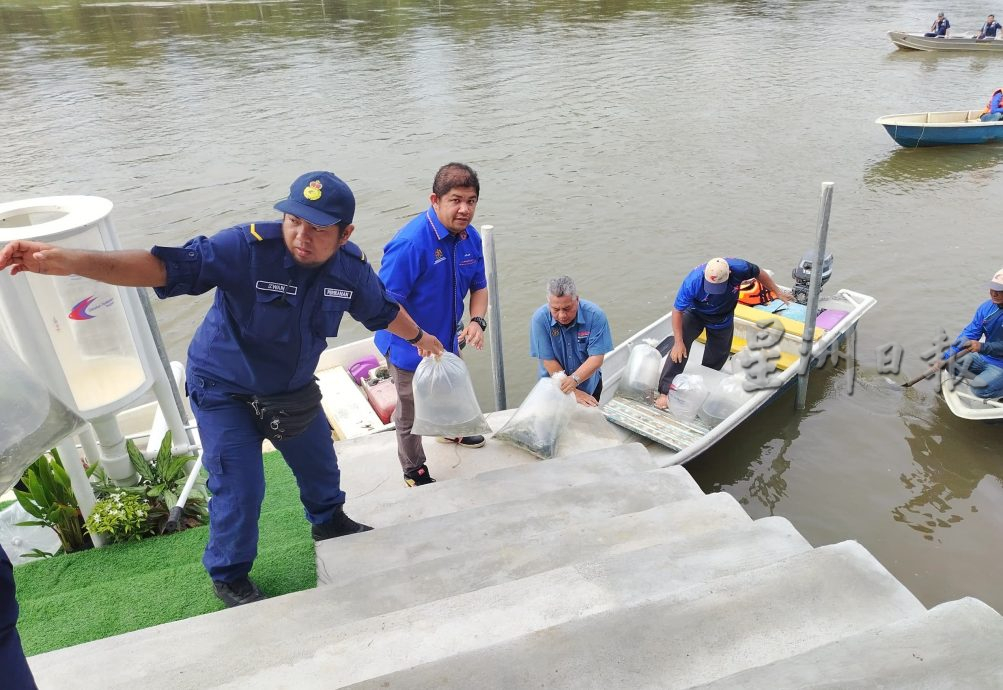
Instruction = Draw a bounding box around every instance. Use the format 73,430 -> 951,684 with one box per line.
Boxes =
695,304 -> 825,371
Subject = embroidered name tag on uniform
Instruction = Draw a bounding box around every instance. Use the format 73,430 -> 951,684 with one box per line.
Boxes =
256,281 -> 298,296
324,288 -> 353,299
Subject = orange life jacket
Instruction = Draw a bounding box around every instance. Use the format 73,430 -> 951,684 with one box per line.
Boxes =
982,88 -> 1003,115
738,278 -> 776,306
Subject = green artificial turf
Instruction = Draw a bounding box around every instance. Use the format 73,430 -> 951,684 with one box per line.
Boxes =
14,450 -> 316,656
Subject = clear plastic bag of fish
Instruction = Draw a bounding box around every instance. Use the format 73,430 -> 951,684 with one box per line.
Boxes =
620,339 -> 662,401
411,352 -> 492,437
495,374 -> 577,460
0,338 -> 86,495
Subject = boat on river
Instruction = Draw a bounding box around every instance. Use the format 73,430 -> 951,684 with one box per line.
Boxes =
940,370 -> 1003,421
875,111 -> 1003,148
599,288 -> 877,463
888,31 -> 1003,52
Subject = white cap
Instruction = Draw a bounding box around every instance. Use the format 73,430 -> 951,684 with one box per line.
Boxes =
990,267 -> 1003,291
703,258 -> 731,294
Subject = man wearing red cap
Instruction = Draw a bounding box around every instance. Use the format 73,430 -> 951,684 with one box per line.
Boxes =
655,257 -> 788,410
944,267 -> 1003,400
0,171 -> 443,608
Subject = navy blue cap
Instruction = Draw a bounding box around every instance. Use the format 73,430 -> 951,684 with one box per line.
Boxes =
274,171 -> 355,227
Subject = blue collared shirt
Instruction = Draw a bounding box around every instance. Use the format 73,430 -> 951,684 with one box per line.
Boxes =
152,221 -> 400,395
948,299 -> 1003,368
674,258 -> 759,329
529,298 -> 613,395
374,207 -> 487,371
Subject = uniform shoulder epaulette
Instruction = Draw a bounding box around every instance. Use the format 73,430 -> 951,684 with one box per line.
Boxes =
341,241 -> 368,263
243,221 -> 283,244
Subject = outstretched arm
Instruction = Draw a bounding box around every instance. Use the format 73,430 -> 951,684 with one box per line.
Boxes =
0,240 -> 167,287
757,269 -> 793,304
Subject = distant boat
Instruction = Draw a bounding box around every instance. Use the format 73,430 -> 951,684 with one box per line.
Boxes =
875,111 -> 1003,148
888,31 -> 1003,52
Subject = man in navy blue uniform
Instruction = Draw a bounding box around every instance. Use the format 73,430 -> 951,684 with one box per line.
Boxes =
529,276 -> 613,407
1,546 -> 36,689
655,257 -> 788,410
0,171 -> 442,607
375,163 -> 489,487
924,11 -> 950,37
978,14 -> 1002,39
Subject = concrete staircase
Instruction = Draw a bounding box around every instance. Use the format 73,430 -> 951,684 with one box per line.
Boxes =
27,415 -> 1003,688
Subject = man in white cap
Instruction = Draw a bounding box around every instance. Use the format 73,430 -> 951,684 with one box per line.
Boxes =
655,257 -> 788,410
943,267 -> 1003,399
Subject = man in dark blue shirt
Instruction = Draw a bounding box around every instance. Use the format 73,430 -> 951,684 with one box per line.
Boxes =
0,171 -> 442,608
655,257 -> 788,410
978,14 -> 1002,39
924,12 -> 950,37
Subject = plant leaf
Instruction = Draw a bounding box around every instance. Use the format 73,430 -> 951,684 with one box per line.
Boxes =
127,439 -> 155,482
155,430 -> 174,472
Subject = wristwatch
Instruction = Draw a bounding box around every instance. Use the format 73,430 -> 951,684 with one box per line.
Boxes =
470,316 -> 488,332
571,374 -> 582,385
406,327 -> 424,344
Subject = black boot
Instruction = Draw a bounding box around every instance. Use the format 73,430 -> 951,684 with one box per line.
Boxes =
403,463 -> 436,487
213,576 -> 266,608
311,504 -> 373,541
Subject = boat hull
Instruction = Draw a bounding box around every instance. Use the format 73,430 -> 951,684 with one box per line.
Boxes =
875,111 -> 1003,148
599,288 -> 878,465
888,31 -> 1003,52
940,370 -> 1003,421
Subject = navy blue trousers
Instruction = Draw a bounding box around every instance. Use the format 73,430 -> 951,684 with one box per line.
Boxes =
188,377 -> 346,583
1,546 -> 37,690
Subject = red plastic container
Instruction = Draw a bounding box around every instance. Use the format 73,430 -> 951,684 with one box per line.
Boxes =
363,379 -> 397,424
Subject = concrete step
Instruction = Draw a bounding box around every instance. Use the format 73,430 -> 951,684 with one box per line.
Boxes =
335,408 -> 633,497
694,596 -> 1003,689
317,466 -> 702,584
341,541 -> 926,690
217,517 -> 813,688
345,442 -> 657,528
27,511 -> 805,690
322,492 -> 756,612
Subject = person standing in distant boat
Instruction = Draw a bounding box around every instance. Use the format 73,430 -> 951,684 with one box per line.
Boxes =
980,88 -> 1003,121
653,258 -> 790,411
977,14 -> 1002,39
924,12 -> 950,37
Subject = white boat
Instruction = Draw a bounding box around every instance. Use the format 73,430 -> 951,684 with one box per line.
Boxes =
598,288 -> 877,465
888,31 -> 1003,52
940,370 -> 1003,421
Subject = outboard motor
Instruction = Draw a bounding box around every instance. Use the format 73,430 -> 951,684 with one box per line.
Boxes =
791,251 -> 833,305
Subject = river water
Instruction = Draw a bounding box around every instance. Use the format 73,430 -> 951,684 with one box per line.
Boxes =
3,0 -> 1002,612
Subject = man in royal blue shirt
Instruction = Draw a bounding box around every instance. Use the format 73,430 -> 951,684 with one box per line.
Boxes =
944,267 -> 1003,399
0,171 -> 442,608
924,11 -> 950,37
529,276 -> 613,407
655,257 -> 789,410
375,163 -> 489,487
